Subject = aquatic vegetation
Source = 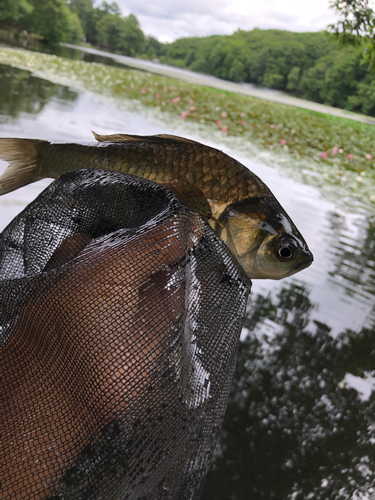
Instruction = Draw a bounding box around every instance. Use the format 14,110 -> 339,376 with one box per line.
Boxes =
0,46 -> 374,207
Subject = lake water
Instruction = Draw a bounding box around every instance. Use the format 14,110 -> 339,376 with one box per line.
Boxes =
0,49 -> 375,499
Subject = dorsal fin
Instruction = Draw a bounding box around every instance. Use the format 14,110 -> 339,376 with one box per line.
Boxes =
92,131 -> 202,146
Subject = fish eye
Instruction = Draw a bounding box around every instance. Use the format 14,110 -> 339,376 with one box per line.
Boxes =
276,241 -> 296,261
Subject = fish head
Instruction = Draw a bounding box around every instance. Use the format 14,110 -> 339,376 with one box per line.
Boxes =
217,196 -> 313,280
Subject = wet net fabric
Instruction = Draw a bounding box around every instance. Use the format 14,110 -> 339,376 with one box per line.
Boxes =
0,169 -> 251,499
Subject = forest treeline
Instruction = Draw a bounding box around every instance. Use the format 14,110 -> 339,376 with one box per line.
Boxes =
0,0 -> 154,56
161,30 -> 375,117
2,0 -> 375,116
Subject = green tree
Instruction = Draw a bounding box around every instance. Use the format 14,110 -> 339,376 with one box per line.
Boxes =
24,0 -> 83,43
100,1 -> 120,15
0,0 -> 33,25
122,13 -> 145,55
96,12 -> 144,55
298,61 -> 328,102
67,0 -> 93,33
286,66 -> 301,90
250,48 -> 269,83
64,9 -> 84,43
348,79 -> 375,114
144,36 -> 166,59
263,72 -> 284,89
82,1 -> 120,44
85,6 -> 103,45
96,13 -> 125,51
228,59 -> 246,82
328,0 -> 375,69
320,49 -> 361,107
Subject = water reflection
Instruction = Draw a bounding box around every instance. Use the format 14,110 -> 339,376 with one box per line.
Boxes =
202,281 -> 375,499
326,210 -> 375,299
0,38 -> 138,70
54,43 -> 131,69
0,64 -> 78,121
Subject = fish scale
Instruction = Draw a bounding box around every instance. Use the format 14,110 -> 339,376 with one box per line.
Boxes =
0,132 -> 313,280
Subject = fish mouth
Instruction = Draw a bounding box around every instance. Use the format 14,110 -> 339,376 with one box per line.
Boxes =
277,256 -> 313,280
294,253 -> 314,272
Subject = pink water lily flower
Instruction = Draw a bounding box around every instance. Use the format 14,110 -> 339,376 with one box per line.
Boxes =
241,121 -> 246,125
366,154 -> 372,160
221,112 -> 227,118
279,123 -> 283,128
141,88 -> 147,94
281,139 -> 287,145
190,106 -> 195,111
189,99 -> 194,104
221,127 -> 228,133
270,124 -> 275,129
321,152 -> 327,158
216,106 -> 221,111
291,129 -> 296,134
240,112 -> 245,117
216,120 -> 222,125
181,111 -> 189,119
348,154 -> 353,160
333,147 -> 338,154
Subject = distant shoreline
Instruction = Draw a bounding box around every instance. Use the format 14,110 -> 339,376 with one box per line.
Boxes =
63,42 -> 375,127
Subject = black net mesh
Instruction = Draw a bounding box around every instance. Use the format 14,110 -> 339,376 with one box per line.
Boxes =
0,169 -> 251,500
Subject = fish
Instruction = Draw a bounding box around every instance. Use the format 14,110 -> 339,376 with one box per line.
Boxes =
0,132 -> 313,279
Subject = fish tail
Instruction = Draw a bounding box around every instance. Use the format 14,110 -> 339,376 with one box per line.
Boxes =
0,138 -> 46,195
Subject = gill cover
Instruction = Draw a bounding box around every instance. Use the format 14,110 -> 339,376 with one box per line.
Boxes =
217,197 -> 313,280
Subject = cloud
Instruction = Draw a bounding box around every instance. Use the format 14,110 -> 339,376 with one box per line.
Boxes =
118,0 -> 228,21
134,13 -> 236,42
111,0 -> 339,41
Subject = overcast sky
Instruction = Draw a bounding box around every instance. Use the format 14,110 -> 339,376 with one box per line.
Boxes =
114,0 -> 339,42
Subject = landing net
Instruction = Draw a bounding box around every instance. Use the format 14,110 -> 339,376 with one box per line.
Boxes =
0,169 -> 251,499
